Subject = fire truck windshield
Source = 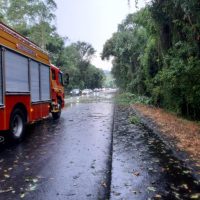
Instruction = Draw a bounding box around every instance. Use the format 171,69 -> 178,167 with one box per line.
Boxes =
59,72 -> 64,86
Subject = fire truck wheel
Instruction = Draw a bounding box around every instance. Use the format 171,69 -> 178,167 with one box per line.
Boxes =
52,99 -> 62,120
10,108 -> 26,141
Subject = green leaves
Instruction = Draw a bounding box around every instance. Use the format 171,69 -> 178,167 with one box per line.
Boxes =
73,41 -> 96,62
115,92 -> 151,105
102,8 -> 154,93
103,0 -> 200,119
59,42 -> 104,90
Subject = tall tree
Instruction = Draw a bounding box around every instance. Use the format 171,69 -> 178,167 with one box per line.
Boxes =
73,41 -> 96,62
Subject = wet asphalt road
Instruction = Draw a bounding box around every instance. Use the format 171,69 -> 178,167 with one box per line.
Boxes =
0,91 -> 200,200
0,92 -> 114,200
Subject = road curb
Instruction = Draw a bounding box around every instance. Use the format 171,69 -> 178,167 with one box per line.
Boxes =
106,104 -> 115,200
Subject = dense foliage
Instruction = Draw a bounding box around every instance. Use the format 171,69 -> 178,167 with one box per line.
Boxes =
0,0 -> 105,90
103,0 -> 200,119
58,41 -> 105,90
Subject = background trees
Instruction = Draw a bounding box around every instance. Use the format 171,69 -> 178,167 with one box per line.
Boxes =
0,0 -> 105,91
59,42 -> 104,90
103,0 -> 200,119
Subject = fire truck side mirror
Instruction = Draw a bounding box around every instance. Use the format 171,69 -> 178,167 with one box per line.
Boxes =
64,73 -> 69,85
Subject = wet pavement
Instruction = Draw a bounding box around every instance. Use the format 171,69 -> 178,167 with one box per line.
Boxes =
0,92 -> 115,200
0,91 -> 200,200
111,106 -> 200,200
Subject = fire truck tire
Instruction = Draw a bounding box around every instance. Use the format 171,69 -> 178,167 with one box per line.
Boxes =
10,108 -> 26,141
52,99 -> 62,120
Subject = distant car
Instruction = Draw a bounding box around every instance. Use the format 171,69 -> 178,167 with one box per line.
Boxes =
70,89 -> 81,96
82,89 -> 93,95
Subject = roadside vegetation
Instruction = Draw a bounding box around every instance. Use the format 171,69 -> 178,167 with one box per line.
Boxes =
102,0 -> 200,120
0,0 -> 105,91
115,91 -> 200,169
129,115 -> 141,125
110,0 -> 200,169
115,92 -> 151,105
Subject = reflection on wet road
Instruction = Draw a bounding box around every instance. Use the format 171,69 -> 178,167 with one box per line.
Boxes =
0,92 -> 115,200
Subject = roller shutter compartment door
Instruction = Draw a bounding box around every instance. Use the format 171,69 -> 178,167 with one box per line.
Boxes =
40,64 -> 50,101
30,61 -> 40,102
5,50 -> 29,93
0,51 -> 3,105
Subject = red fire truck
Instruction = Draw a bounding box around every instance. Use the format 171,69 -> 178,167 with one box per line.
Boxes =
0,22 -> 67,140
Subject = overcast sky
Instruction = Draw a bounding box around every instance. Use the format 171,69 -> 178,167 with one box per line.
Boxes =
55,0 -> 147,71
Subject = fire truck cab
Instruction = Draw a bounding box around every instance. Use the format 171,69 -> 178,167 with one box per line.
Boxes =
0,22 -> 66,141
50,64 -> 65,119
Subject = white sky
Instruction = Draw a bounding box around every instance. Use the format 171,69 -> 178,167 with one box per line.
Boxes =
55,0 -> 147,71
